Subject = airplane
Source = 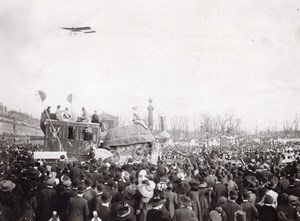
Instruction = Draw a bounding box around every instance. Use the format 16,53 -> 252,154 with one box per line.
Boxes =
61,26 -> 96,34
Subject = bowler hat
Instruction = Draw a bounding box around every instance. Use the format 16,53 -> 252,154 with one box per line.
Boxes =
77,185 -> 86,194
46,178 -> 56,186
101,191 -> 112,203
0,180 -> 16,192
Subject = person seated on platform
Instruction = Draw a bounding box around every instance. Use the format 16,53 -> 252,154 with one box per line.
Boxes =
91,111 -> 100,123
55,105 -> 63,121
91,111 -> 106,132
76,107 -> 90,122
62,108 -> 72,121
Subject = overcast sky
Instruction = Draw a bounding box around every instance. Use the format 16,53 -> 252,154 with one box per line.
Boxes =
1,0 -> 300,131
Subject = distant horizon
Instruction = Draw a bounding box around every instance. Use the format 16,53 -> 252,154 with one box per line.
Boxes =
1,99 -> 299,134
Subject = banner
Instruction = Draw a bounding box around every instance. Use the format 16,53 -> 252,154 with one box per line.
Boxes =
38,90 -> 46,102
67,93 -> 73,103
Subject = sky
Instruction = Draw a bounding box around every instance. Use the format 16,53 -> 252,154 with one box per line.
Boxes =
1,0 -> 300,132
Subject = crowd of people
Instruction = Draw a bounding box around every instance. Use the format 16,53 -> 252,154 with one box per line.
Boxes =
0,140 -> 300,221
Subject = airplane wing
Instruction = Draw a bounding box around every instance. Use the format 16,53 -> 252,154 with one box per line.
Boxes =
61,27 -> 91,31
84,31 -> 96,34
61,27 -> 73,30
74,26 -> 91,31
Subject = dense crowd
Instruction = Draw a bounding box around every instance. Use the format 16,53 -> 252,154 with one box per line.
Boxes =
0,140 -> 300,221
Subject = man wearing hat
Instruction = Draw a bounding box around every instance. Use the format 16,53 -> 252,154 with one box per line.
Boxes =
122,184 -> 139,212
66,185 -> 89,221
173,196 -> 196,221
112,202 -> 136,221
211,175 -> 227,209
146,194 -> 170,221
91,183 -> 106,212
37,178 -> 58,221
0,180 -> 22,220
95,191 -> 112,221
220,190 -> 242,221
57,179 -> 73,221
240,192 -> 258,221
257,195 -> 277,221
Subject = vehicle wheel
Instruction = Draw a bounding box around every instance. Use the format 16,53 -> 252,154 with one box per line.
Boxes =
133,144 -> 149,161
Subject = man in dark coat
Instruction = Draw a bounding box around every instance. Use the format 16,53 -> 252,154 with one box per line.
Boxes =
221,190 -> 242,221
58,180 -> 73,221
66,185 -> 89,221
96,191 -> 112,221
257,195 -> 277,221
240,192 -> 258,221
211,175 -> 228,209
70,162 -> 81,182
37,178 -> 58,221
172,196 -> 196,221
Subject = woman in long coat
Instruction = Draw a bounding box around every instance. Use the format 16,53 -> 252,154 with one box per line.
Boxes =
187,181 -> 202,221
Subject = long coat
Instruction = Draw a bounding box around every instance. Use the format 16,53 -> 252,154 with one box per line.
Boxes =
165,190 -> 178,218
187,188 -> 202,221
211,182 -> 227,209
66,196 -> 89,221
37,187 -> 57,221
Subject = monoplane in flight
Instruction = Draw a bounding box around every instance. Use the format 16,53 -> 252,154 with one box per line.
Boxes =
61,26 -> 96,35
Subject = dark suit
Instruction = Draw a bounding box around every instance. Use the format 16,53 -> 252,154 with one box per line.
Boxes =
96,205 -> 112,221
211,182 -> 227,209
66,196 -> 89,221
240,201 -> 258,221
70,166 -> 81,182
221,200 -> 242,221
37,187 -> 57,221
172,207 -> 196,221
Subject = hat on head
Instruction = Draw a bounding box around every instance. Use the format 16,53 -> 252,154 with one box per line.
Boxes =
219,196 -> 227,204
84,178 -> 93,186
115,202 -> 131,220
229,190 -> 238,200
97,183 -> 105,192
126,184 -> 137,195
46,178 -> 56,186
264,194 -> 273,205
108,180 -> 116,188
138,184 -> 154,198
209,211 -> 222,221
290,195 -> 299,204
63,180 -> 72,187
77,185 -> 86,194
27,169 -> 40,179
181,196 -> 192,207
101,191 -> 112,203
151,194 -> 166,207
61,175 -> 70,182
190,180 -> 200,189
139,170 -> 147,176
0,180 -> 16,192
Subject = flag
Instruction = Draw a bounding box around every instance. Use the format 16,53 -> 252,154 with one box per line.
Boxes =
67,93 -> 72,103
38,90 -> 46,101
